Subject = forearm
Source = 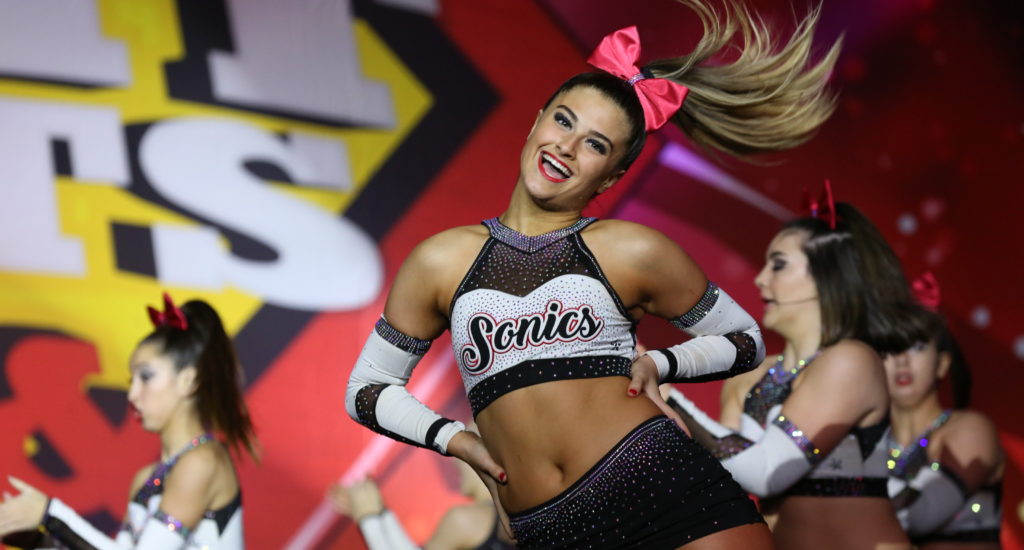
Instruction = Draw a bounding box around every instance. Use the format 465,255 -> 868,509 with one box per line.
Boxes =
647,282 -> 765,383
891,465 -> 967,535
346,317 -> 465,455
667,388 -> 755,459
358,511 -> 419,550
719,414 -> 821,498
43,499 -> 187,550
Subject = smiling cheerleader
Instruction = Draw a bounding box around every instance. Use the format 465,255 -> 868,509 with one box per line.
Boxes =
345,1 -> 841,547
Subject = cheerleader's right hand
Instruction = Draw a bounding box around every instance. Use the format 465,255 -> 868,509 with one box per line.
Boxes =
446,431 -> 507,485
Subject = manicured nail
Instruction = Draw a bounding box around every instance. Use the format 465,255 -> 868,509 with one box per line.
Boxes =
628,389 -> 638,396
499,472 -> 507,483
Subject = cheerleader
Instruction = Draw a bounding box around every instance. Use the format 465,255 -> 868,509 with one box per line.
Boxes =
0,294 -> 255,549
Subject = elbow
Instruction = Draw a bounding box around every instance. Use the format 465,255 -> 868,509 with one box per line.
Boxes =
751,328 -> 766,366
344,379 -> 363,424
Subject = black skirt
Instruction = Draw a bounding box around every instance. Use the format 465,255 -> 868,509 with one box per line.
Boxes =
508,416 -> 764,549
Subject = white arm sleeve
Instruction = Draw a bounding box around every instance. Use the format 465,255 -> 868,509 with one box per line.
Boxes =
719,415 -> 822,498
358,511 -> 420,550
666,388 -> 757,459
345,317 -> 465,455
891,464 -> 967,535
43,499 -> 187,550
646,283 -> 765,383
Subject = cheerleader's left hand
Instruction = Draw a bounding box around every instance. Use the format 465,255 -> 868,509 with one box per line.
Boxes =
627,355 -> 688,435
0,476 -> 48,536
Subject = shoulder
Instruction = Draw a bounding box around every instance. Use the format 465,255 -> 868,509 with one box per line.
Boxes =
129,462 -> 158,497
430,502 -> 492,547
803,340 -> 882,389
585,219 -> 694,269
941,410 -> 1001,455
164,445 -> 220,494
404,225 -> 489,271
815,339 -> 880,371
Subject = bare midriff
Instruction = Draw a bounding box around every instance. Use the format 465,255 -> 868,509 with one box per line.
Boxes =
773,496 -> 911,550
475,375 -> 663,513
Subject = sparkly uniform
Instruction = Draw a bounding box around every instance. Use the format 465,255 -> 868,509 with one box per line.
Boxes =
450,218 -> 763,549
741,356 -> 889,497
42,434 -> 244,550
887,410 -> 1002,545
672,354 -> 890,498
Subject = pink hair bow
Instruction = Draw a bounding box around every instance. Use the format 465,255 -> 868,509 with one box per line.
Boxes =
912,272 -> 941,311
802,179 -> 837,230
587,25 -> 689,132
147,292 -> 188,331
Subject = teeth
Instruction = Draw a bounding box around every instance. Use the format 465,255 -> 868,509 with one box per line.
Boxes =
543,153 -> 571,178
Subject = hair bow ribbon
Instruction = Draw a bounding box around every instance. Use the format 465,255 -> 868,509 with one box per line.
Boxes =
912,272 -> 941,312
147,292 -> 188,330
801,179 -> 837,230
587,26 -> 689,132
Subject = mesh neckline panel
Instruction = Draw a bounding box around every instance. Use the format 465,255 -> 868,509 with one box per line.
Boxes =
482,217 -> 596,253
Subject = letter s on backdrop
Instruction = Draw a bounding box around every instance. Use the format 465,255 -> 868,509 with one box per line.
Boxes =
140,118 -> 382,311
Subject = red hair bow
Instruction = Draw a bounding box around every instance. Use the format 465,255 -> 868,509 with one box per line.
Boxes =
147,292 -> 188,331
912,272 -> 941,312
587,26 -> 689,132
802,179 -> 837,230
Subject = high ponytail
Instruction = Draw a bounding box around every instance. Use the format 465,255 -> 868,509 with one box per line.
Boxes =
142,300 -> 258,460
647,0 -> 842,156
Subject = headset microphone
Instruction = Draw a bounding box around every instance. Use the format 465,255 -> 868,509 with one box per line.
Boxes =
770,296 -> 819,306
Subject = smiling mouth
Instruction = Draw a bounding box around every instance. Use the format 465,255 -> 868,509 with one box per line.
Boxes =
539,152 -> 572,182
894,372 -> 913,386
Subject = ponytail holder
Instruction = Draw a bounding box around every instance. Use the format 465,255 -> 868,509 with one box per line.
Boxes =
587,26 -> 689,132
801,179 -> 838,230
147,292 -> 188,331
911,272 -> 941,312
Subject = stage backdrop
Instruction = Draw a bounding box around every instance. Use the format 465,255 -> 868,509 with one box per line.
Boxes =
1,0 -> 1021,549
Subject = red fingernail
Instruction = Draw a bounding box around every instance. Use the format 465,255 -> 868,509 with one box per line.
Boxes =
628,389 -> 638,396
499,473 -> 507,483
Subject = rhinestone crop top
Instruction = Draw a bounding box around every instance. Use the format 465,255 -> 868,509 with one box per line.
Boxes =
449,218 -> 637,416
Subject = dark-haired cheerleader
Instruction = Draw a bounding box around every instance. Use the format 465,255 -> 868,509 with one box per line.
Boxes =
0,294 -> 255,549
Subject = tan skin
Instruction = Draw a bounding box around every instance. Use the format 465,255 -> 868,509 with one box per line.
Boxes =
714,230 -> 911,550
382,86 -> 773,549
884,340 -> 1005,550
0,341 -> 238,539
331,460 -> 515,549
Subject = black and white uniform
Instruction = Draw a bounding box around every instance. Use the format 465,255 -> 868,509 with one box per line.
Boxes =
671,354 -> 890,498
40,434 -> 243,550
347,217 -> 767,549
887,410 -> 1002,545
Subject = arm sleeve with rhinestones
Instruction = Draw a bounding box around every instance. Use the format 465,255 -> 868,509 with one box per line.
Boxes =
345,317 -> 466,455
667,388 -> 755,459
645,282 -> 765,383
716,414 -> 824,498
890,463 -> 967,535
357,511 -> 420,550
42,498 -> 187,550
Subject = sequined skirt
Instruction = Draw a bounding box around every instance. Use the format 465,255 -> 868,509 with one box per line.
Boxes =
507,416 -> 763,549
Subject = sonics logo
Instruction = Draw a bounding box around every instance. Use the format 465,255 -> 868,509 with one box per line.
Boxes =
461,300 -> 605,374
0,0 -> 494,531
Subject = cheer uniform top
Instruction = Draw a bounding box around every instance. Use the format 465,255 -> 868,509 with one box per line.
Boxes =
741,357 -> 890,496
449,217 -> 637,415
446,218 -> 763,549
887,410 -> 1002,545
42,434 -> 244,550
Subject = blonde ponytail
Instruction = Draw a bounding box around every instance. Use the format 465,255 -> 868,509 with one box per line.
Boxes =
646,0 -> 842,156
